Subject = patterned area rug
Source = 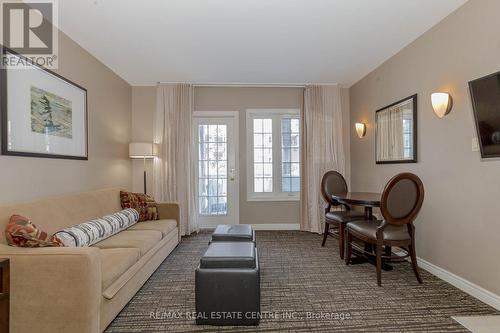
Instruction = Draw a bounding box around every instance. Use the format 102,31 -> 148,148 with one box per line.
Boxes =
105,231 -> 498,332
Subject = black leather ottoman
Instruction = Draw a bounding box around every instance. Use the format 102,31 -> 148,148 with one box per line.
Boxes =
195,242 -> 260,325
210,224 -> 256,243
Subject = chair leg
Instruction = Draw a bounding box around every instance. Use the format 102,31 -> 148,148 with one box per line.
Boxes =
409,241 -> 423,284
321,222 -> 329,247
376,243 -> 382,286
345,232 -> 352,265
338,223 -> 345,259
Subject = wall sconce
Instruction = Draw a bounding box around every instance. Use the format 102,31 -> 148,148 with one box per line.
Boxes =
431,92 -> 453,118
355,123 -> 366,138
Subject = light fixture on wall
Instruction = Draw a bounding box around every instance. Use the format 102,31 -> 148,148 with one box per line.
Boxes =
355,123 -> 366,138
431,92 -> 453,118
129,142 -> 157,194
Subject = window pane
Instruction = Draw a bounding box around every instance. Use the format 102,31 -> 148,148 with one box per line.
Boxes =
218,179 -> 227,196
208,125 -> 218,142
291,119 -> 299,132
291,148 -> 300,163
263,148 -> 272,163
199,179 -> 208,196
208,143 -> 217,160
254,164 -> 264,177
208,196 -> 218,214
208,179 -> 217,196
199,143 -> 208,160
263,119 -> 272,132
199,197 -> 209,215
263,133 -> 273,147
208,161 -> 218,178
291,177 -> 300,192
281,118 -> 291,132
282,163 -> 291,177
254,178 -> 264,192
218,161 -> 227,177
254,134 -> 263,147
263,163 -> 273,177
282,133 -> 291,147
254,119 -> 263,133
199,161 -> 209,178
291,133 -> 300,147
198,125 -> 209,142
217,125 -> 227,142
291,163 -> 300,177
217,196 -> 227,215
217,143 -> 227,160
254,148 -> 263,163
282,148 -> 291,163
263,178 -> 273,192
282,178 -> 291,192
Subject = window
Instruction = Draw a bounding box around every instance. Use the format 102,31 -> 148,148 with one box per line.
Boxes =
247,109 -> 300,201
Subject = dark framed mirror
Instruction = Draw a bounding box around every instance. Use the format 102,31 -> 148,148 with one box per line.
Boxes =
375,94 -> 417,164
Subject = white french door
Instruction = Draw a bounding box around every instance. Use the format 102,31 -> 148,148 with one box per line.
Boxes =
193,112 -> 239,227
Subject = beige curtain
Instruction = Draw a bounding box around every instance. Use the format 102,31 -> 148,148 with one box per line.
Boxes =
153,84 -> 198,235
300,85 -> 346,233
376,105 -> 404,161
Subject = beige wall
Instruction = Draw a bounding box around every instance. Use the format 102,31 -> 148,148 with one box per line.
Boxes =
349,0 -> 500,295
131,87 -> 155,193
131,86 -> 351,225
0,31 -> 132,204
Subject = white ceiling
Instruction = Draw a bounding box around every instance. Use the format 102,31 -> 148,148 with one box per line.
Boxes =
58,0 -> 467,86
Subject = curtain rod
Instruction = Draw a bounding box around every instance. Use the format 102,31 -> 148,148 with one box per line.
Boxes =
156,82 -> 307,88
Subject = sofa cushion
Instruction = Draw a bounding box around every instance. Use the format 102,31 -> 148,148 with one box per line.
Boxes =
5,214 -> 63,247
120,191 -> 159,222
53,208 -> 139,247
100,248 -> 141,290
126,219 -> 177,237
92,230 -> 162,256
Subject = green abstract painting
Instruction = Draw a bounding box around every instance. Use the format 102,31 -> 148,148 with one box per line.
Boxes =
30,86 -> 73,139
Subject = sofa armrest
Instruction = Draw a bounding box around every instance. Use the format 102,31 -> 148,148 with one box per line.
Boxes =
0,244 -> 102,333
157,202 -> 181,241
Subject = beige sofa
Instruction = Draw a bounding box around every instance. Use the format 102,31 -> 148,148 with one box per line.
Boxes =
0,188 -> 180,333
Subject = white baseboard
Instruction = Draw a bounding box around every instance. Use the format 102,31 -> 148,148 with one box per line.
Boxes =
250,223 -> 300,230
417,257 -> 500,311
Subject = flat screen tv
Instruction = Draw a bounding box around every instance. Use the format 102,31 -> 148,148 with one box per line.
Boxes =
469,70 -> 500,158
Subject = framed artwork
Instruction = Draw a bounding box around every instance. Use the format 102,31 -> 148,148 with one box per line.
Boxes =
0,48 -> 88,160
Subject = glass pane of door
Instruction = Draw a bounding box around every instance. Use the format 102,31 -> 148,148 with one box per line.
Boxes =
198,124 -> 228,216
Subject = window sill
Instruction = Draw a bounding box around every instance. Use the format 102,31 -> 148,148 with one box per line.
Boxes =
247,195 -> 300,202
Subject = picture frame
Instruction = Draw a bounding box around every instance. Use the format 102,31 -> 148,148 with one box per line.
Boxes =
0,47 -> 88,160
375,94 -> 418,164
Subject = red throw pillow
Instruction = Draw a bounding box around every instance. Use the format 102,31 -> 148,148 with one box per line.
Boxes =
5,215 -> 63,247
120,191 -> 159,222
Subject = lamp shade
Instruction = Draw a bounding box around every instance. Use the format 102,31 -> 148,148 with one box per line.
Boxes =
129,142 -> 156,159
431,92 -> 453,118
355,123 -> 366,138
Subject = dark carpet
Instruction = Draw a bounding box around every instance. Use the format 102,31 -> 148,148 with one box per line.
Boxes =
105,231 -> 498,332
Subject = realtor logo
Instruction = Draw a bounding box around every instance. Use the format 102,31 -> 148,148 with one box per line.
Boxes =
1,0 -> 58,68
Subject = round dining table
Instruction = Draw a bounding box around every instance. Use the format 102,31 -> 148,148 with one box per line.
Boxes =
331,192 -> 381,219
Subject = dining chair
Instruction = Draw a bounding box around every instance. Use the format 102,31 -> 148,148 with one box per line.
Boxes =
345,172 -> 424,286
320,171 -> 365,259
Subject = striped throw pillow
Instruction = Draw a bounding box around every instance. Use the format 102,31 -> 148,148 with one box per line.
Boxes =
53,208 -> 139,247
